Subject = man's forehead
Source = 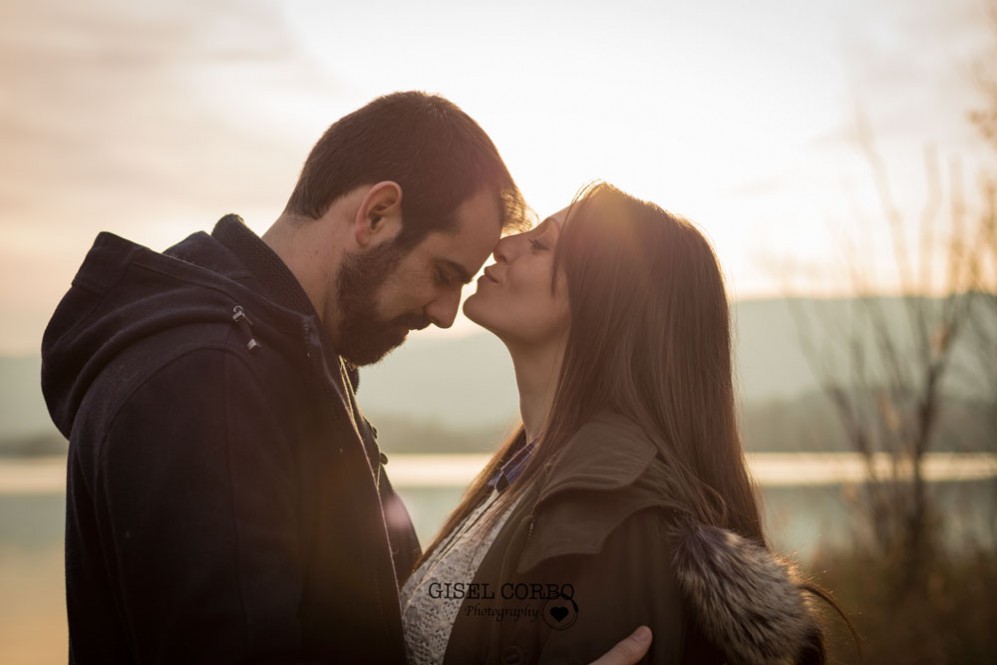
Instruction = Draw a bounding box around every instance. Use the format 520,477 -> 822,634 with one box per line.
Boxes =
444,191 -> 504,258
421,217 -> 500,279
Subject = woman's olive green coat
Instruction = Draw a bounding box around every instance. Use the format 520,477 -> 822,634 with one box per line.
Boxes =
438,412 -> 820,665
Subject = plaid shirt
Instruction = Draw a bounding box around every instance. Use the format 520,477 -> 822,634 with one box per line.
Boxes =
487,438 -> 537,492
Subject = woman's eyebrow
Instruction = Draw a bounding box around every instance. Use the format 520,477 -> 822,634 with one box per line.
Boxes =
535,217 -> 560,233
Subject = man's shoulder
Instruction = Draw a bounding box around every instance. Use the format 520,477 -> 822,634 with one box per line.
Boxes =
79,341 -> 307,461
80,331 -> 292,434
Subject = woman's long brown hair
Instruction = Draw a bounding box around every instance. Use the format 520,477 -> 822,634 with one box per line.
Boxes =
416,181 -> 763,565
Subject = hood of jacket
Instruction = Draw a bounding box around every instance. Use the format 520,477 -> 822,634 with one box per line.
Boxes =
670,518 -> 822,665
41,217 -> 329,439
520,412 -> 823,665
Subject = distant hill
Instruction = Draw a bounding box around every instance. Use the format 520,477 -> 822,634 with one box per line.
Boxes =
3,296 -> 992,455
357,298 -> 834,429
358,295 -> 992,428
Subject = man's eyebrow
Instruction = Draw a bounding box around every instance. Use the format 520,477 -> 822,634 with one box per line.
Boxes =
440,258 -> 474,284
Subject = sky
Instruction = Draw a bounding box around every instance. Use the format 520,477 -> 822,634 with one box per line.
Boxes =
1,0 -> 995,354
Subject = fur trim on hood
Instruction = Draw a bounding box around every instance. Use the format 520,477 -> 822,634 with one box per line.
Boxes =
671,520 -> 823,665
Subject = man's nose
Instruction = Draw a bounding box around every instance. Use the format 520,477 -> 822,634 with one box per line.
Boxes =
425,287 -> 462,329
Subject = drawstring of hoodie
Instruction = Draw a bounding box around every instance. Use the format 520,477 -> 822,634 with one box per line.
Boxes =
231,305 -> 260,352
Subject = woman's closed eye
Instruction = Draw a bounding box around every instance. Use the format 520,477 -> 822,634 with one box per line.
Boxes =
526,217 -> 559,252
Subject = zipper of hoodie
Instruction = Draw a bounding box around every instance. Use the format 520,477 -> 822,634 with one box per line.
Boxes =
299,317 -> 398,651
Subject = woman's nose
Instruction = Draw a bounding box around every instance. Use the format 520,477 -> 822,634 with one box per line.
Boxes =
493,235 -> 514,263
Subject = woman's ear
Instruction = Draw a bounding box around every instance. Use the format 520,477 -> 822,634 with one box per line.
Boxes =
354,181 -> 403,247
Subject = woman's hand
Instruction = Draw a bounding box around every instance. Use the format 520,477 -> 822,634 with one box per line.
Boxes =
587,626 -> 652,665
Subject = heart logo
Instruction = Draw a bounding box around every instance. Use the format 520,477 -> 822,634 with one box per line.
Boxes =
542,596 -> 578,630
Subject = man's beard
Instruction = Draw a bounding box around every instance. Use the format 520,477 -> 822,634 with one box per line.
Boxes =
334,241 -> 430,366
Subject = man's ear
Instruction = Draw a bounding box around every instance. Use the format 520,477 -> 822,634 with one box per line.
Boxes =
354,181 -> 403,248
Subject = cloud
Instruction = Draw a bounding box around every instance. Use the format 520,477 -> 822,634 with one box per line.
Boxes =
0,0 -> 351,353
834,0 -> 991,146
0,0 -> 344,235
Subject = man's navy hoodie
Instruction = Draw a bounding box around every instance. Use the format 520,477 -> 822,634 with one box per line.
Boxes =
41,215 -> 419,664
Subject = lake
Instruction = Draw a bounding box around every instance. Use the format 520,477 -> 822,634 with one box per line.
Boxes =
1,453 -> 995,664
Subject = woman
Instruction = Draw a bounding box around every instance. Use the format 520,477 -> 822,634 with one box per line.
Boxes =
400,183 -> 830,664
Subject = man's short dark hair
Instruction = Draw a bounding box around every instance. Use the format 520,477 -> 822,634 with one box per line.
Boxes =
285,91 -> 530,248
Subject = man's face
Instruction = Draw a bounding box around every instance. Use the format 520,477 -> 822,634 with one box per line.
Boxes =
334,188 -> 502,365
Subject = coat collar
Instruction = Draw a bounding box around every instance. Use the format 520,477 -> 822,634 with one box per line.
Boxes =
517,411 -> 679,573
534,410 -> 659,505
211,213 -> 319,321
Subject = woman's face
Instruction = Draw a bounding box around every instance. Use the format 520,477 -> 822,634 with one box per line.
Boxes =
463,207 -> 571,347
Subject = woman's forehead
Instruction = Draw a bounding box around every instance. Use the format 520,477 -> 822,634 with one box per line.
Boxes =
533,208 -> 568,235
546,205 -> 570,227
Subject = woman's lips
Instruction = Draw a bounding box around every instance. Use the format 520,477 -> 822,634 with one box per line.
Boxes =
483,268 -> 500,284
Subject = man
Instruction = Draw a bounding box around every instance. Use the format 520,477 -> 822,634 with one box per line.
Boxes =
42,92 -> 651,663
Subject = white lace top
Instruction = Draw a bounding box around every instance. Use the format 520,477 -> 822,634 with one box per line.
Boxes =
400,489 -> 522,665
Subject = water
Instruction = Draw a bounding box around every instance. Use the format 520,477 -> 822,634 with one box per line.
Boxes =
0,493 -> 67,665
1,454 -> 994,664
